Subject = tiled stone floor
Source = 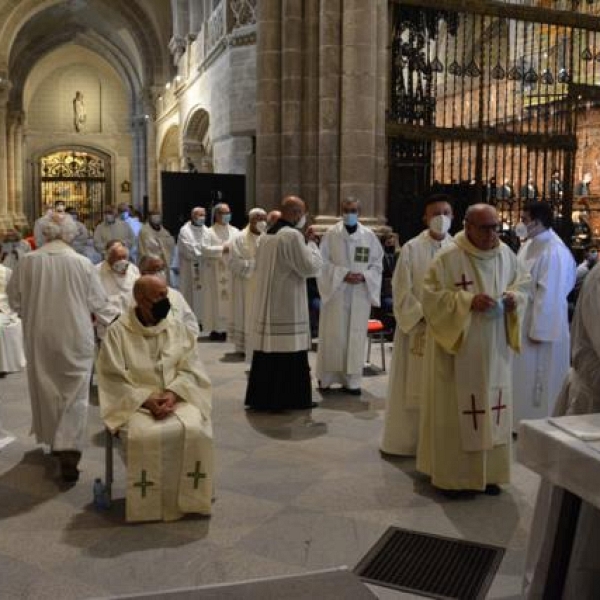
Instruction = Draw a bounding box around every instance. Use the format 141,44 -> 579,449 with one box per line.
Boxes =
0,340 -> 539,599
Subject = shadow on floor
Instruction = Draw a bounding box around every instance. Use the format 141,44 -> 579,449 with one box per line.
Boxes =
245,411 -> 329,441
219,352 -> 246,364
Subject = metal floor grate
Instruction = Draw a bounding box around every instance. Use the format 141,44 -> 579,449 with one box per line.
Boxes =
354,527 -> 504,599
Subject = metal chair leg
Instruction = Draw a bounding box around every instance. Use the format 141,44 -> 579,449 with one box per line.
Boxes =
105,427 -> 113,505
367,335 -> 372,364
379,333 -> 386,372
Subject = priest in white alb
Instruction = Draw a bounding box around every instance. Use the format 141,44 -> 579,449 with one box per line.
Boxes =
380,194 -> 454,456
201,203 -> 239,341
0,263 -> 26,377
229,208 -> 267,356
512,201 -> 575,428
315,198 -> 383,395
96,241 -> 139,338
245,196 -> 322,411
522,254 -> 600,598
7,214 -> 112,482
417,204 -> 529,495
96,275 -> 213,522
177,207 -> 209,324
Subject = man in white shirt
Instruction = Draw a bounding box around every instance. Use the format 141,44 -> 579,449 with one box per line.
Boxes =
512,201 -> 576,427
201,203 -> 240,341
94,205 -> 134,258
229,208 -> 267,356
177,207 -> 209,324
315,198 -> 383,395
139,255 -> 199,338
7,214 -> 112,482
381,194 -> 454,456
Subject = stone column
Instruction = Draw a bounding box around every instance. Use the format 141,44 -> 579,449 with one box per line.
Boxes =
131,115 -> 147,212
255,0 -> 282,208
315,0 -> 342,225
339,0 -> 381,225
0,80 -> 11,229
374,0 -> 388,226
6,115 -> 15,218
189,0 -> 204,38
13,112 -> 26,228
280,0 -> 303,197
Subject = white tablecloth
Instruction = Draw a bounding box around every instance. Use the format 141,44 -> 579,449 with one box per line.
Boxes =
517,417 -> 600,510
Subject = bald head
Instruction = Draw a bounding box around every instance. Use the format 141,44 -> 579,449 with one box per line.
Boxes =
280,196 -> 306,225
464,204 -> 501,251
133,275 -> 169,325
267,210 -> 281,228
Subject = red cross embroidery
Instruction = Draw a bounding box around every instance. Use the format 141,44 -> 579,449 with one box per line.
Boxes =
455,274 -> 474,291
491,390 -> 507,425
463,394 -> 486,430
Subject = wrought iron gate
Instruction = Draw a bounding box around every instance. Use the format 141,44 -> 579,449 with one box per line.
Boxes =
388,0 -> 600,244
40,150 -> 109,232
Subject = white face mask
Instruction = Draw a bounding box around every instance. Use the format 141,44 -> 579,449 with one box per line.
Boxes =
111,259 -> 129,275
515,222 -> 528,239
256,221 -> 267,234
429,214 -> 451,236
296,214 -> 307,230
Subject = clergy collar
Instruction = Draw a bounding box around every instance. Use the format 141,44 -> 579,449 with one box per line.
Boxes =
454,230 -> 502,260
268,219 -> 295,235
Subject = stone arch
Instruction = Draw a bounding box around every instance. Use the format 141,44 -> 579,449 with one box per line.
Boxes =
182,106 -> 213,173
159,125 -> 181,173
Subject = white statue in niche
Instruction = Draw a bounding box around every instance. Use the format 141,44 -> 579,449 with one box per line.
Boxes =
73,91 -> 86,132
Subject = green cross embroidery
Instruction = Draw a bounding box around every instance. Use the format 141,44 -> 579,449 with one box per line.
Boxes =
186,461 -> 207,489
133,469 -> 155,498
354,247 -> 370,263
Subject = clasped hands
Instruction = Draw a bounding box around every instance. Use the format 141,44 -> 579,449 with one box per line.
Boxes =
142,390 -> 178,420
344,272 -> 365,284
471,292 -> 516,313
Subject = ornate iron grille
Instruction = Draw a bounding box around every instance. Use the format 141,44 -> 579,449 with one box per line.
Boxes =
388,0 -> 600,247
40,151 -> 107,232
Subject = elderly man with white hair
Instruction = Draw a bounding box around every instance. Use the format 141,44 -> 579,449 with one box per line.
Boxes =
201,202 -> 240,341
177,207 -> 209,324
229,208 -> 267,356
96,241 -> 140,339
7,214 -> 112,482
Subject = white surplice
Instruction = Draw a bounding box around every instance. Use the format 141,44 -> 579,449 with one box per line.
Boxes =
251,227 -> 322,353
96,307 -> 213,522
512,229 -> 576,426
138,224 -> 175,278
177,221 -> 209,321
229,226 -> 262,354
1,240 -> 30,271
7,240 -> 111,450
523,263 -> 600,598
0,265 -> 26,374
201,223 -> 240,333
93,220 -> 135,256
96,261 -> 140,338
417,232 -> 529,490
167,287 -> 200,338
380,230 -> 454,456
315,222 -> 383,389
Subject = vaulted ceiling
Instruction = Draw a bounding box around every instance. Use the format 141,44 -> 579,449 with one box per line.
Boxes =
0,0 -> 173,110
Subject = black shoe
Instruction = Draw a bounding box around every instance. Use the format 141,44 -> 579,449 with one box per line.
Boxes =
219,332 -> 227,342
484,484 -> 501,496
317,381 -> 331,393
342,387 -> 362,396
55,450 -> 81,483
209,331 -> 220,341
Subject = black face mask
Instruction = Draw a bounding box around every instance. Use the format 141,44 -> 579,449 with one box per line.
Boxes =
151,297 -> 171,323
385,246 -> 395,254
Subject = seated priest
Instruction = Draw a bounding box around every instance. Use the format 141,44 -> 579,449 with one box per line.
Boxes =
0,263 -> 26,377
96,275 -> 213,522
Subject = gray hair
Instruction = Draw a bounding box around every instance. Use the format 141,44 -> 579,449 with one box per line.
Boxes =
341,197 -> 360,210
41,214 -> 78,244
107,242 -> 129,261
212,202 -> 228,221
248,207 -> 267,220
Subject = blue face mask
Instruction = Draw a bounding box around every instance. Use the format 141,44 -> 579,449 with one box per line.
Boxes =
193,218 -> 205,227
222,214 -> 232,225
343,213 -> 358,227
120,211 -> 129,220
